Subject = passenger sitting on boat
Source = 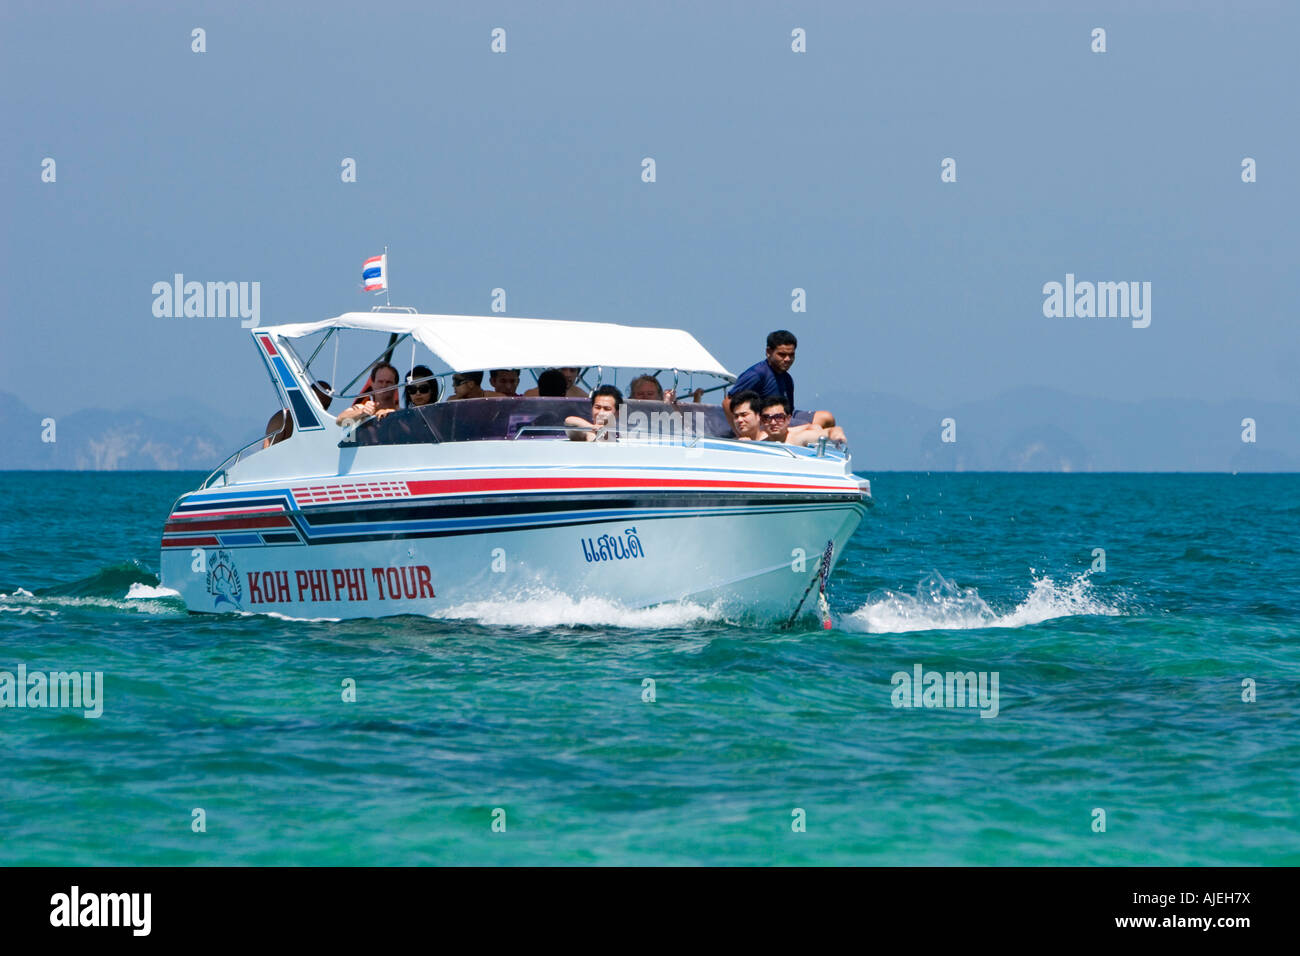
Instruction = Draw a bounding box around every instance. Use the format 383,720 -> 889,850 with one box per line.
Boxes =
727,389 -> 764,441
560,367 -> 588,397
336,362 -> 400,425
488,368 -> 521,398
629,375 -> 664,401
758,396 -> 846,446
535,368 -> 569,397
511,369 -> 572,438
524,367 -> 587,397
724,330 -> 837,433
566,385 -> 623,441
448,371 -> 499,401
629,374 -> 707,405
405,365 -> 439,407
263,380 -> 333,448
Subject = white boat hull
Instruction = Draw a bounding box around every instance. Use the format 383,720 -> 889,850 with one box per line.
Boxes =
160,439 -> 869,621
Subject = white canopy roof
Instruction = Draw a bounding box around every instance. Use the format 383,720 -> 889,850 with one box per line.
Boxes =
256,312 -> 733,379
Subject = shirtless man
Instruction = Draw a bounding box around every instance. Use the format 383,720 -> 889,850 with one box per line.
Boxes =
758,396 -> 846,447
488,368 -> 521,398
565,385 -> 623,441
728,390 -> 764,441
525,367 -> 588,398
448,371 -> 499,401
336,363 -> 400,426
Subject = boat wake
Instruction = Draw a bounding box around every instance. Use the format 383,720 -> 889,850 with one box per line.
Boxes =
0,562 -> 186,617
839,570 -> 1123,634
430,589 -> 727,629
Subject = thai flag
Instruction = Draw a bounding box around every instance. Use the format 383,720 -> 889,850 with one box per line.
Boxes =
362,254 -> 386,293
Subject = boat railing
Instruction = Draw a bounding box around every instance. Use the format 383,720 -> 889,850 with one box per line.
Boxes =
508,425 -> 805,457
509,423 -> 702,443
200,434 -> 272,489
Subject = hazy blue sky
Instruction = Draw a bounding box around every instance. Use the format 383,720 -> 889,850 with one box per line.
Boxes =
3,0 -> 1296,425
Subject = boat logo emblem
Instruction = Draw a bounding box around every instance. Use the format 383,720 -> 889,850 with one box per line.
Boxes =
206,549 -> 244,610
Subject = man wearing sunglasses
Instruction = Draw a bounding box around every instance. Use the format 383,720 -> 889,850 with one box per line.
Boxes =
758,396 -> 846,447
448,371 -> 500,401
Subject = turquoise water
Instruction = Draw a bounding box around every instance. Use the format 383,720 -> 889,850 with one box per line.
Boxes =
1,471 -> 1297,865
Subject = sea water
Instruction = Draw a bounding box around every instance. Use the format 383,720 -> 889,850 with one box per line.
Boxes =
0,472 -> 1296,865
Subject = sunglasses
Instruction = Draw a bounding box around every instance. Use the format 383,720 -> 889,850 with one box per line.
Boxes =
452,378 -> 473,386
408,384 -> 433,394
760,413 -> 789,423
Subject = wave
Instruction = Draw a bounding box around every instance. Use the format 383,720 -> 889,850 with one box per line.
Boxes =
33,561 -> 159,599
0,562 -> 186,617
840,570 -> 1123,634
430,590 -> 726,630
126,583 -> 181,600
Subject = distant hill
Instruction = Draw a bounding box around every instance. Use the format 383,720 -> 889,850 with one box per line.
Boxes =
801,386 -> 1300,472
1,387 -> 1295,471
0,391 -> 256,471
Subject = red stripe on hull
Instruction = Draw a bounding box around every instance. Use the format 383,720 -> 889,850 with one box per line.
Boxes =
405,476 -> 838,496
164,514 -> 293,534
161,536 -> 221,549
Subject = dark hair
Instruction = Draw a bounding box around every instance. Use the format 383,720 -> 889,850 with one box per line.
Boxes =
490,368 -> 521,377
766,330 -> 798,350
592,385 -> 623,409
759,395 -> 792,415
537,369 -> 568,397
369,362 -> 398,386
312,380 -> 333,411
405,365 -> 439,406
730,389 -> 763,415
453,370 -> 484,387
358,363 -> 399,405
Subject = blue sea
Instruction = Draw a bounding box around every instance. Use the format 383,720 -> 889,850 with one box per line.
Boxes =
1,471 -> 1296,865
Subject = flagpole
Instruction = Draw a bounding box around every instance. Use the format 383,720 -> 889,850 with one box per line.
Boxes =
384,244 -> 391,307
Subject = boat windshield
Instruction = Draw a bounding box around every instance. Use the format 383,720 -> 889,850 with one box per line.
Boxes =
339,397 -> 736,445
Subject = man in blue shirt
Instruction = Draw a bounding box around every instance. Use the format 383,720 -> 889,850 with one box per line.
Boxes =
724,330 -> 837,432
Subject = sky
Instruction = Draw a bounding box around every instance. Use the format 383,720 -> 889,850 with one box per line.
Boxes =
3,0 -> 1297,428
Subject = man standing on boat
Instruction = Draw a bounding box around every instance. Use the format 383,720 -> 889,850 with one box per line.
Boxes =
723,331 -> 837,433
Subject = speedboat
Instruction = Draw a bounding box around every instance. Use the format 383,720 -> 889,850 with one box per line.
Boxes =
159,311 -> 870,620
